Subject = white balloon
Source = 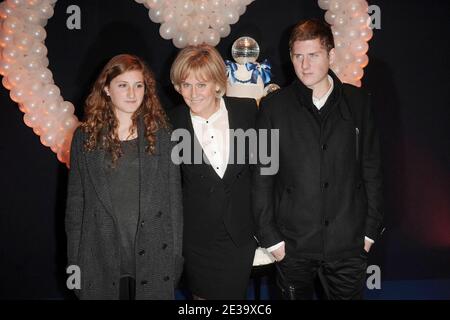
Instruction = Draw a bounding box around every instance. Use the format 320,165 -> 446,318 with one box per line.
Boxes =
328,0 -> 343,13
148,7 -> 164,23
345,0 -> 369,17
318,0 -> 331,10
146,0 -> 164,9
38,3 -> 54,19
325,10 -> 337,25
236,5 -> 246,16
22,96 -> 44,113
31,67 -> 53,83
56,101 -> 75,119
177,16 -> 192,32
195,0 -> 210,15
159,21 -> 177,40
204,28 -> 220,47
222,8 -> 239,24
162,6 -> 176,23
172,32 -> 188,48
43,83 -> 61,100
29,41 -> 47,57
192,14 -> 208,30
209,13 -> 225,29
178,0 -> 194,15
24,24 -> 47,42
187,31 -> 204,46
217,24 -> 231,38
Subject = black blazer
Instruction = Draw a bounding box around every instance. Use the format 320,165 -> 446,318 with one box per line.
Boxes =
169,96 -> 258,248
253,72 -> 384,262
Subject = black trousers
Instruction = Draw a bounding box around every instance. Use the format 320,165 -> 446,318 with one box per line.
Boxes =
276,251 -> 368,300
119,276 -> 136,300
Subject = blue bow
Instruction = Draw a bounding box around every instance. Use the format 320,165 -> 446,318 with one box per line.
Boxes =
245,62 -> 260,84
225,60 -> 238,83
259,59 -> 272,85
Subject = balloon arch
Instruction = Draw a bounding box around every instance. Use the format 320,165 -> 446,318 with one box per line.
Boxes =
0,0 -> 372,165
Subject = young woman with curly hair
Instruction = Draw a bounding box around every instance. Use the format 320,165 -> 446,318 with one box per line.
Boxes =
65,54 -> 183,300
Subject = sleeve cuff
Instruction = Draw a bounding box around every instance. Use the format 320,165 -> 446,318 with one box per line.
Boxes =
267,241 -> 285,252
365,236 -> 375,244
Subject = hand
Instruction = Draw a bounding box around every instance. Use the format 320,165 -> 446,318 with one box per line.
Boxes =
364,238 -> 373,253
271,243 -> 286,262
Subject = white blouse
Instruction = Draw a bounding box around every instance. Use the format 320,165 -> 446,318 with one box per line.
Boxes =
190,98 -> 230,179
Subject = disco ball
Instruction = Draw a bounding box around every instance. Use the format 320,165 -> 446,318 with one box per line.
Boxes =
231,36 -> 260,64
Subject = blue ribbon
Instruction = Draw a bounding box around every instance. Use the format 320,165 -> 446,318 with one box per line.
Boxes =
245,62 -> 260,84
259,59 -> 272,85
225,59 -> 272,85
225,60 -> 238,83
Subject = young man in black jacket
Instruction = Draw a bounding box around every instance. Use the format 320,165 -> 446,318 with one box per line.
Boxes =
253,19 -> 384,300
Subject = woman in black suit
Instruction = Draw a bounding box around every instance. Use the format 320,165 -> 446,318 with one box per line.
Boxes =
169,44 -> 257,300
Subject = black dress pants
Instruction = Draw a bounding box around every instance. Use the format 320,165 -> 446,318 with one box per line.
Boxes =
276,251 -> 368,300
119,276 -> 136,300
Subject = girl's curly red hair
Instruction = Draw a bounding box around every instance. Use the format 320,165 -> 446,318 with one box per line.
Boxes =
81,54 -> 168,165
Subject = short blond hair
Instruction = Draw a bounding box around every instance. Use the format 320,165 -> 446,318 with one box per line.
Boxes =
170,44 -> 227,97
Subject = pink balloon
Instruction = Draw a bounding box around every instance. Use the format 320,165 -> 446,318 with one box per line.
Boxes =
350,39 -> 369,56
2,76 -> 13,90
355,55 -> 369,68
360,27 -> 373,41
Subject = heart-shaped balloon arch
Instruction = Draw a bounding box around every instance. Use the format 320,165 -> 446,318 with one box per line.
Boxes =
0,0 -> 372,165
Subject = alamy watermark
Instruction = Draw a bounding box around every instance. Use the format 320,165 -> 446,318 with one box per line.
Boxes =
171,128 -> 280,176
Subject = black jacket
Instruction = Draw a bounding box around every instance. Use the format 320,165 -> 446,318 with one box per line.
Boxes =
65,119 -> 183,299
169,96 -> 258,248
253,72 -> 384,261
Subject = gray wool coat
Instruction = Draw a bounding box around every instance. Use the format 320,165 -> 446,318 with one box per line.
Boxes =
65,120 -> 183,300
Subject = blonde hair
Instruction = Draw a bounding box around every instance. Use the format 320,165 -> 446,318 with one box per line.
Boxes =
170,44 -> 227,97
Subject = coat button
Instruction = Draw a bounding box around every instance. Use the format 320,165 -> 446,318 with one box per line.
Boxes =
323,182 -> 329,189
162,243 -> 168,250
163,276 -> 170,282
140,220 -> 145,227
139,250 -> 145,256
141,280 -> 148,285
322,144 -> 328,150
157,211 -> 163,218
324,220 -> 329,227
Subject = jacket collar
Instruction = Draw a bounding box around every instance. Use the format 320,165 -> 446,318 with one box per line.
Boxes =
85,116 -> 159,219
290,70 -> 352,121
